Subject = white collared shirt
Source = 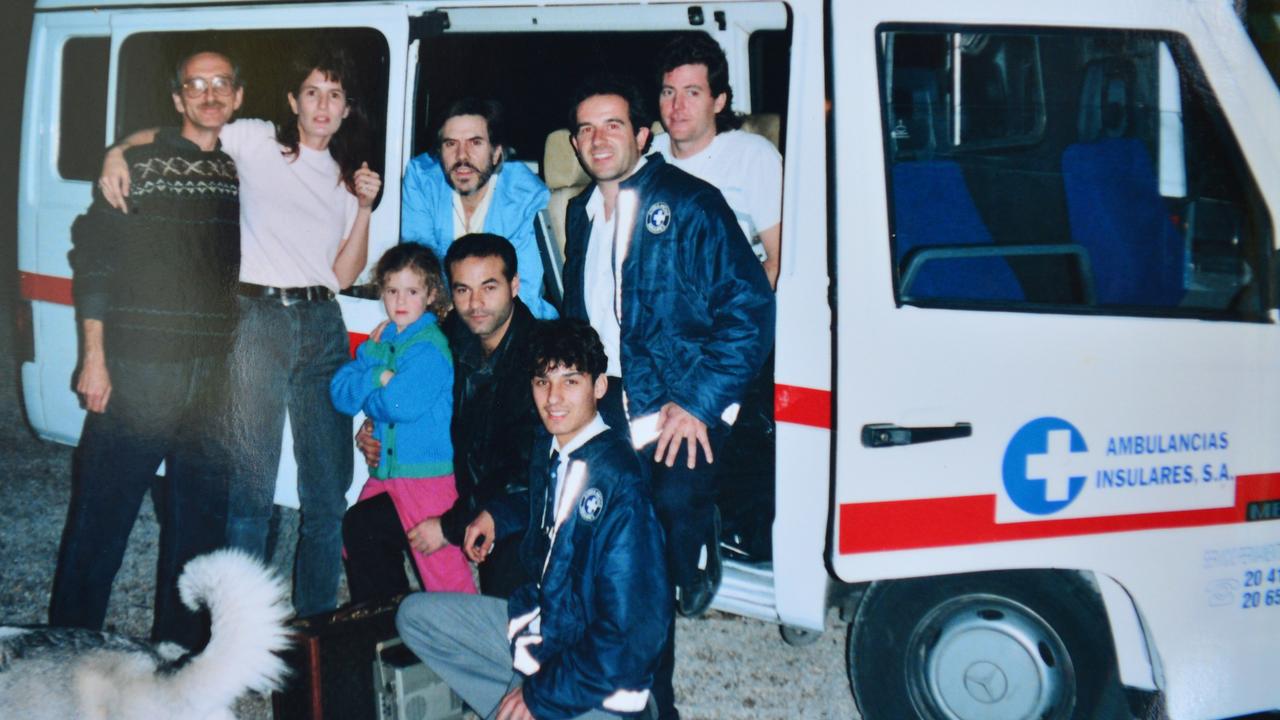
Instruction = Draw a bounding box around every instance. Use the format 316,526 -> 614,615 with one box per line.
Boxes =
582,157 -> 646,378
549,412 -> 610,516
451,172 -> 498,239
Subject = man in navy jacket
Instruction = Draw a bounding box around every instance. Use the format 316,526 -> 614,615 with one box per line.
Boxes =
560,74 -> 773,719
397,319 -> 669,720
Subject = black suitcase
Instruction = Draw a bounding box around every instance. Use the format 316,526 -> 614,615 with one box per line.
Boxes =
272,597 -> 402,720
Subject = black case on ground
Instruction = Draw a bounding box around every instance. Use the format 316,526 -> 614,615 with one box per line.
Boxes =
271,597 -> 402,720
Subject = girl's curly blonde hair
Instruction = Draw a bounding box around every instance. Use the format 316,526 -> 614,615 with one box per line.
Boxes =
374,243 -> 452,318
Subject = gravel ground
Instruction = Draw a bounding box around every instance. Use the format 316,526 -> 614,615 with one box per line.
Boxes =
0,300 -> 858,719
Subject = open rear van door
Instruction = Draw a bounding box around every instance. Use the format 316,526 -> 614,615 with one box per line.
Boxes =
408,1 -> 817,627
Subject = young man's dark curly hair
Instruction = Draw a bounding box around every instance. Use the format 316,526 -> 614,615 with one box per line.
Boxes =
528,319 -> 608,380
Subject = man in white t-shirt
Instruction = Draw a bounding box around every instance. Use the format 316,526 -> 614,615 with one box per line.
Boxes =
652,34 -> 783,288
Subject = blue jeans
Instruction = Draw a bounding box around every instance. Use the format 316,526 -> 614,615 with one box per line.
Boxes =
225,296 -> 352,617
49,353 -> 230,650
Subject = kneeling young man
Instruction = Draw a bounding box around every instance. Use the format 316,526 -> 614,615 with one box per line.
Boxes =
396,319 -> 670,720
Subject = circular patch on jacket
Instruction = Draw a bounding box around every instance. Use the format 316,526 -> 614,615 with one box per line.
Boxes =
645,202 -> 672,234
578,488 -> 605,522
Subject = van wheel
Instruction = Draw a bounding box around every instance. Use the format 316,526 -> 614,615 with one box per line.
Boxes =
780,624 -> 822,646
847,571 -> 1121,720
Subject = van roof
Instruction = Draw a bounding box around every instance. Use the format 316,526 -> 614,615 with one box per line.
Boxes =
30,0 -> 721,8
33,0 -> 1229,9
35,0 -> 321,7
31,0 -> 674,8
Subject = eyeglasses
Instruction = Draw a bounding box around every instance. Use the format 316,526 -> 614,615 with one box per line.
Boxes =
180,75 -> 237,98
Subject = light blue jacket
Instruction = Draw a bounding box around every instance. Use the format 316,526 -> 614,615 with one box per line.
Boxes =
401,153 -> 557,319
330,313 -> 453,480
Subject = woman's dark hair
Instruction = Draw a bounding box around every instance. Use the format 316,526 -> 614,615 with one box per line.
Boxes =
655,34 -> 741,133
374,243 -> 451,318
276,47 -> 371,195
528,319 -> 608,380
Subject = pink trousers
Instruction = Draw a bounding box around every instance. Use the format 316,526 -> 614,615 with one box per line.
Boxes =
355,474 -> 476,594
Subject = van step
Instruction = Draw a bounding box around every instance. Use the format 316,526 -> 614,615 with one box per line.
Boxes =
711,559 -> 778,623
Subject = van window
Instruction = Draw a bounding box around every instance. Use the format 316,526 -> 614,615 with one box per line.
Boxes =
1246,1 -> 1280,89
115,29 -> 390,183
59,37 -> 110,181
880,27 -> 1272,320
749,28 -> 791,153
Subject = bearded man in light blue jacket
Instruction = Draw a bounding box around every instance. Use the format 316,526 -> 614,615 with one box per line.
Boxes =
401,97 -> 558,319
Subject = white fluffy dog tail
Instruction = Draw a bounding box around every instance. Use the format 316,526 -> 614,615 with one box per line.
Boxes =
166,549 -> 293,710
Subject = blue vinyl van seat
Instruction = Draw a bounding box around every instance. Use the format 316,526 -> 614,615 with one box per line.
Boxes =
892,160 -> 1024,302
1061,59 -> 1185,307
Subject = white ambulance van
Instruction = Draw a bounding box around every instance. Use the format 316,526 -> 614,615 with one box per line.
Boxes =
18,0 -> 1280,717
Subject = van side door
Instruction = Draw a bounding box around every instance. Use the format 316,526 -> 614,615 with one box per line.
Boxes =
830,1 -> 1280,714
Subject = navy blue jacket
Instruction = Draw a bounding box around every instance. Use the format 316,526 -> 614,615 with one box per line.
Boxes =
486,427 -> 670,719
563,154 -> 774,429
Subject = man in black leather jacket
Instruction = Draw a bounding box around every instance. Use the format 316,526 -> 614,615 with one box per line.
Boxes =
357,233 -> 541,597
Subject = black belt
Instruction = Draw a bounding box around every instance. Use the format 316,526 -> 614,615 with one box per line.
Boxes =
238,282 -> 335,304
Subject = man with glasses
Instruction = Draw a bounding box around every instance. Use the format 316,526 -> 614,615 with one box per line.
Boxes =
50,50 -> 242,651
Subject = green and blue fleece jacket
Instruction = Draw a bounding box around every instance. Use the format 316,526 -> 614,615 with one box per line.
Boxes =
331,312 -> 453,479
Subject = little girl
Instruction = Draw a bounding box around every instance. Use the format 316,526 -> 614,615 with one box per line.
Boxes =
332,243 -> 475,601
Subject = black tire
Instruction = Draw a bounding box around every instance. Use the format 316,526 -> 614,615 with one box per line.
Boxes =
847,571 -> 1127,720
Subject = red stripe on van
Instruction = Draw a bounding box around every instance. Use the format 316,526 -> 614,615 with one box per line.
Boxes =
839,472 -> 1280,554
18,272 -> 73,305
776,384 -> 831,428
23,272 -> 369,362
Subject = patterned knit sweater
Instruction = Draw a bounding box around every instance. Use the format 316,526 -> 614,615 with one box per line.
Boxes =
70,128 -> 240,362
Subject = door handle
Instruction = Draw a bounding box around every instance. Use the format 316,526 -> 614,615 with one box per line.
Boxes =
861,423 -> 972,448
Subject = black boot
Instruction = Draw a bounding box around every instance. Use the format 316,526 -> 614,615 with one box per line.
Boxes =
676,507 -> 722,618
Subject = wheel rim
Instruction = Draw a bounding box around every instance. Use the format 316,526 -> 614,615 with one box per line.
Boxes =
904,593 -> 1076,720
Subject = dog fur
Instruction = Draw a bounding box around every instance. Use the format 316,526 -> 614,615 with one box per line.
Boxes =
0,549 -> 292,719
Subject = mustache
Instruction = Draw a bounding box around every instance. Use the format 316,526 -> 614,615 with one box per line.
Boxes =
450,160 -> 478,174
198,100 -> 226,111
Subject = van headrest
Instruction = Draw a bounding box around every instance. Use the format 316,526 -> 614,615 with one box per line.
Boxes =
543,129 -> 589,190
1077,58 -> 1136,142
741,113 -> 781,149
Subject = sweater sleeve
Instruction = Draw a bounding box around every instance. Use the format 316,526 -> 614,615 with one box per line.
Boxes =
68,194 -> 126,323
361,338 -> 452,424
329,339 -> 385,416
